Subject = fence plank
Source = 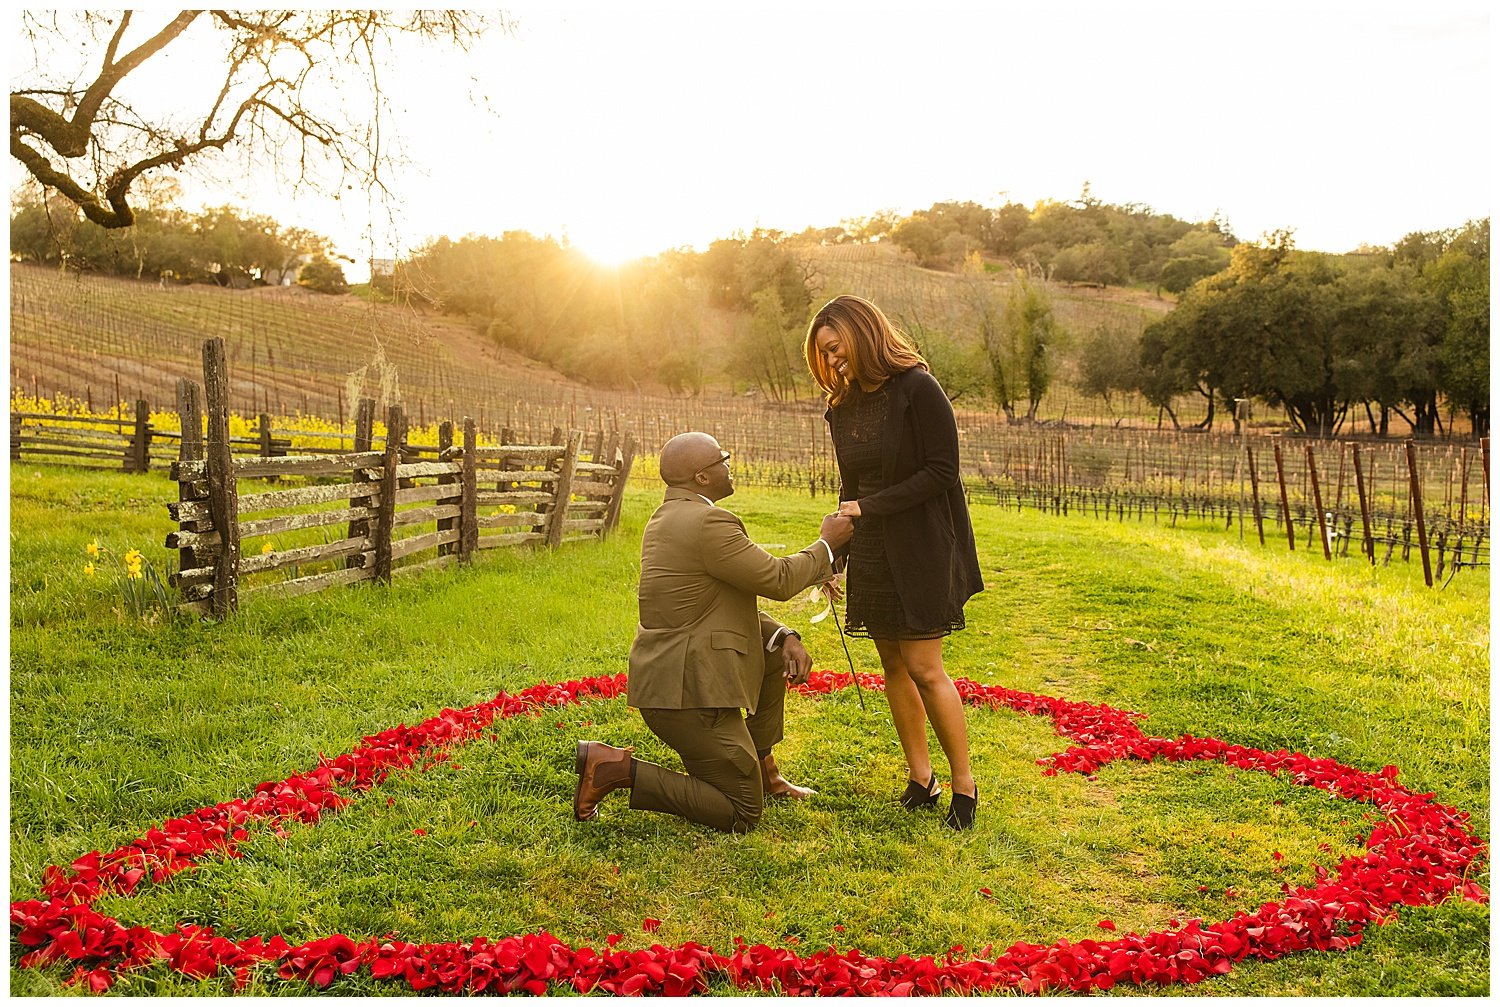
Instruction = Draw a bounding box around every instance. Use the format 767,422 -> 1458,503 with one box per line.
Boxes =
203,338 -> 239,617
241,480 -> 377,512
469,445 -> 566,462
437,420 -> 456,557
477,531 -> 546,550
605,432 -> 636,533
391,527 -> 459,560
250,564 -> 376,599
392,503 -> 462,528
394,460 -> 463,479
476,512 -> 548,529
546,429 -> 583,549
240,537 -> 372,575
240,505 -> 379,539
129,399 -> 151,473
175,379 -> 205,578
474,489 -> 553,507
347,398 -> 376,571
234,452 -> 385,479
459,418 -> 478,563
374,405 -> 406,583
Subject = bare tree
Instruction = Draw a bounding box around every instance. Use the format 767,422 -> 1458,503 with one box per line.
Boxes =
11,10 -> 502,228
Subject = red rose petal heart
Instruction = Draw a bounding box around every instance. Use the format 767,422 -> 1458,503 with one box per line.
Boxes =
9,672 -> 1488,995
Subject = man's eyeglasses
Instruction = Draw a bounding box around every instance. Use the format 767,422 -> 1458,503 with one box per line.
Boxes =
694,450 -> 731,477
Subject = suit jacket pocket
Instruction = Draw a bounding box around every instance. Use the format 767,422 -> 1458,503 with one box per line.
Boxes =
710,629 -> 749,655
627,626 -> 691,709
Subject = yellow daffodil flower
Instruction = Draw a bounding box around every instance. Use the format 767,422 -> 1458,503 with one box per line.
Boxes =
84,562 -> 95,576
86,540 -> 100,557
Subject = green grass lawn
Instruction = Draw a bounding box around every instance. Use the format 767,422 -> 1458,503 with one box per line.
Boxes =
8,464 -> 1489,995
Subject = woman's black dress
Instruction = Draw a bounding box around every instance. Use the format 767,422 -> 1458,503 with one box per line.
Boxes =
832,382 -> 966,640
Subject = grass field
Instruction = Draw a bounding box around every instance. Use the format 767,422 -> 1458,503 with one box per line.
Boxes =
7,464 -> 1489,995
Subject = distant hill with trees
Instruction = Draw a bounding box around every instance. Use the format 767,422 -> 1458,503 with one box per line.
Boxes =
10,182 -> 348,292
9,183 -> 1488,437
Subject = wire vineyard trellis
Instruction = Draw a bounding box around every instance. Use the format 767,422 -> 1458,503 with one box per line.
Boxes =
10,264 -> 1489,581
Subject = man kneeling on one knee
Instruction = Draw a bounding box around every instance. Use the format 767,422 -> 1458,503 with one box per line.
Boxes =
574,431 -> 854,833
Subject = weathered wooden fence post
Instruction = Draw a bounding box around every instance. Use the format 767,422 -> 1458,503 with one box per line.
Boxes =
460,417 -> 477,563
374,405 -> 406,583
437,420 -> 456,556
257,411 -> 281,483
1246,443 -> 1265,546
547,429 -> 583,549
1351,443 -> 1375,565
203,338 -> 239,618
1273,440 -> 1294,551
175,378 -> 205,582
1306,445 -> 1331,561
347,398 -> 376,570
604,433 -> 636,534
1405,440 -> 1433,587
127,398 -> 152,472
10,412 -> 21,462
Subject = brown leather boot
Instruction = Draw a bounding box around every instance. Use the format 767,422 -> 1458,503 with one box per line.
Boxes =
574,741 -> 634,821
761,751 -> 816,800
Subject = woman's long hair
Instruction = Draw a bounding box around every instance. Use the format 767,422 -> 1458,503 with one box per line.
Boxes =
803,294 -> 928,406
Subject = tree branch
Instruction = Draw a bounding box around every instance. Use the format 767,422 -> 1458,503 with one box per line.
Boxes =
71,12 -> 203,155
13,10 -> 500,227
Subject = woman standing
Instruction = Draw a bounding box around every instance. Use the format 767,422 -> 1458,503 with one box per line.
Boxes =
804,295 -> 984,829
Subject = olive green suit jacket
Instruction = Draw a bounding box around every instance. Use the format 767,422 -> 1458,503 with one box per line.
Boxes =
627,487 -> 835,714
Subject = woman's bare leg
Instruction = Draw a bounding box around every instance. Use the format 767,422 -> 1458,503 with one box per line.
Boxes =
896,638 -> 975,798
873,638 -> 936,789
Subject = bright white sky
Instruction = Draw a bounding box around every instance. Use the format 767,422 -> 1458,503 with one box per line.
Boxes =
20,1 -> 1499,277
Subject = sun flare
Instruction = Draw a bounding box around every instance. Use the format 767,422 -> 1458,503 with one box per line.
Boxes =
566,225 -> 664,268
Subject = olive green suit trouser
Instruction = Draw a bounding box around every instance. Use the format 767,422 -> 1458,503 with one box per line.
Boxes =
630,648 -> 789,833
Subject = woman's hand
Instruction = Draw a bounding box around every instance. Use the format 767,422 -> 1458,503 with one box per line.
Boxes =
837,500 -> 862,519
819,575 -> 844,604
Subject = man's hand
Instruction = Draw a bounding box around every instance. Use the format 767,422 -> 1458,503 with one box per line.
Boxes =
781,634 -> 812,685
819,512 -> 854,551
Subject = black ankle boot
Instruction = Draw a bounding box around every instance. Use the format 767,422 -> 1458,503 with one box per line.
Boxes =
899,773 -> 940,810
945,788 -> 978,830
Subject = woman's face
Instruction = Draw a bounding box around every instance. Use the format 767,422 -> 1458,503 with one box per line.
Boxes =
815,325 -> 851,382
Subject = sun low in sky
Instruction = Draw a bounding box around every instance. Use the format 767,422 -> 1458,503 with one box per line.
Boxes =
150,0 -> 1490,278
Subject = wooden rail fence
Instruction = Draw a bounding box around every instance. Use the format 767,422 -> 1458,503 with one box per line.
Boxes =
12,404 -> 298,472
11,401 -> 156,471
166,339 -> 634,617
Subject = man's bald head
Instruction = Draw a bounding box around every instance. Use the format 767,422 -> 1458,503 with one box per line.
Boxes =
660,432 -> 734,500
659,432 -> 726,487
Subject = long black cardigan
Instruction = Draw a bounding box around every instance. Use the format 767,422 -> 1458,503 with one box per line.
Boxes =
826,367 -> 983,630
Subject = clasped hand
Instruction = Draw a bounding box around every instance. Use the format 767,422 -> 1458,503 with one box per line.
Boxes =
818,511 -> 854,550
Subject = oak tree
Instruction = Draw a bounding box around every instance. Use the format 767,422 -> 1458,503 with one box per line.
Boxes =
11,10 -> 497,228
